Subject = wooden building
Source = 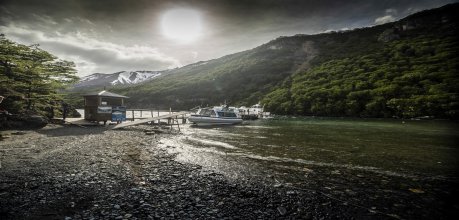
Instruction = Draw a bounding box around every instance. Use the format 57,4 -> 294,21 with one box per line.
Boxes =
82,91 -> 128,124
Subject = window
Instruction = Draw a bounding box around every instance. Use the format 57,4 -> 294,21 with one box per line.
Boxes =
216,111 -> 237,117
200,109 -> 214,116
101,98 -> 123,106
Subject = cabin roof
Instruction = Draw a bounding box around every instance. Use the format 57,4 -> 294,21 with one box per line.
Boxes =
81,90 -> 129,98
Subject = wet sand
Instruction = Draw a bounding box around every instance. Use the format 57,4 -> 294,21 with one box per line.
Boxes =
0,124 -> 456,219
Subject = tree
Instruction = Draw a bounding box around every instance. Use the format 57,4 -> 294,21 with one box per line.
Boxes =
0,34 -> 79,114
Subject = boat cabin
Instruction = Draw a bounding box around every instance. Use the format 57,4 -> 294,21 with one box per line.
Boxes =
215,111 -> 238,118
195,108 -> 238,118
189,107 -> 242,126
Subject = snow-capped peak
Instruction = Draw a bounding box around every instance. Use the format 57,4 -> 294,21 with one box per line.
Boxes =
70,70 -> 162,90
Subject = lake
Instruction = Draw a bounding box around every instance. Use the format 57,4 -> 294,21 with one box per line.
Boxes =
159,116 -> 459,219
75,109 -> 459,218
76,110 -> 458,179
164,116 -> 458,179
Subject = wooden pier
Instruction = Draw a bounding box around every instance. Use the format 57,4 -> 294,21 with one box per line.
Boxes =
57,109 -> 189,129
110,111 -> 189,130
127,109 -> 165,121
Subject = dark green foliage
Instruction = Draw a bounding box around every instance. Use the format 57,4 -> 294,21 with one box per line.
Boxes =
0,35 -> 79,115
260,4 -> 459,118
264,35 -> 459,118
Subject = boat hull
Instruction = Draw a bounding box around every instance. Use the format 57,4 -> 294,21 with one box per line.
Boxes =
188,116 -> 242,126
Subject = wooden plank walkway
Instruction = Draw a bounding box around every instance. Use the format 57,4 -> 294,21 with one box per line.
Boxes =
110,111 -> 189,130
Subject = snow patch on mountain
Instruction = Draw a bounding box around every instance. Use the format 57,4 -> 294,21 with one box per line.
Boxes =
107,71 -> 162,86
69,60 -> 211,90
70,70 -> 162,89
79,73 -> 104,83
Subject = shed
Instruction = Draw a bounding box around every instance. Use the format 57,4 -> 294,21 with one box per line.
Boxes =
82,91 -> 128,123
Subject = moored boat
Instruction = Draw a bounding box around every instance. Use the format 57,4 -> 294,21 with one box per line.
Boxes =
238,102 -> 271,119
188,107 -> 242,126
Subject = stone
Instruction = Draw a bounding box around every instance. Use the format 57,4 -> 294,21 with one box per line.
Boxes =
277,206 -> 287,215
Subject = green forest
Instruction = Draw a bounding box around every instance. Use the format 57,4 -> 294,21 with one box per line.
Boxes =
264,34 -> 459,118
262,4 -> 459,118
8,3 -> 459,119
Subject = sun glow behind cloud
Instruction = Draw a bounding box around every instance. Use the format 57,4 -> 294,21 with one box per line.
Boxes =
161,9 -> 203,43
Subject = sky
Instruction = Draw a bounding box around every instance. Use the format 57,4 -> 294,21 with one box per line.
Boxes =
1,0 -> 457,77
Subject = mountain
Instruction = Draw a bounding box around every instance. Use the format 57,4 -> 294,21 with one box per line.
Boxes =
64,3 -> 459,119
69,61 -> 212,90
69,70 -> 164,90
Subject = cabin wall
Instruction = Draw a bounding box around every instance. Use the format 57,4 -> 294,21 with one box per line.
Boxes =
83,96 -> 124,121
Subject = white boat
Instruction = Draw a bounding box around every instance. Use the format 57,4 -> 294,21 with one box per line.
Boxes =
188,107 -> 242,126
213,105 -> 239,113
238,102 -> 271,119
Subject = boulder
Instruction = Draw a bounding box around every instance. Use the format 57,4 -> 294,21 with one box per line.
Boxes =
16,110 -> 49,128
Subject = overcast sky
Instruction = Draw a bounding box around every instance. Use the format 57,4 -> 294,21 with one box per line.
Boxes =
1,0 -> 456,77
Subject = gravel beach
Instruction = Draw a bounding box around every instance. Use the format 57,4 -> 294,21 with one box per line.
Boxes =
0,124 -> 456,220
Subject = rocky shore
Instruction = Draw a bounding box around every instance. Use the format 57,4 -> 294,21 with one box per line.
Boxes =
0,124 -> 455,219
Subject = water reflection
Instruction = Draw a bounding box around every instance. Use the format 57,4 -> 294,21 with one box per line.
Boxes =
155,117 -> 459,220
166,116 -> 459,181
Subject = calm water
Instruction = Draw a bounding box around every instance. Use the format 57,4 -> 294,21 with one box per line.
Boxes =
72,113 -> 459,218
77,108 -> 458,179
163,116 -> 459,181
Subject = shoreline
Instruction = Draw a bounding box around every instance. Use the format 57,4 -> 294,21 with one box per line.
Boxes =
0,124 -> 457,219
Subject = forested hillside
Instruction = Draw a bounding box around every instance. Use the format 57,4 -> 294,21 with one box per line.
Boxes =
65,3 -> 459,118
263,3 -> 459,118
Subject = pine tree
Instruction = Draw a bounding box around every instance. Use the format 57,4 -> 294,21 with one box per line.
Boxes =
0,34 -> 80,114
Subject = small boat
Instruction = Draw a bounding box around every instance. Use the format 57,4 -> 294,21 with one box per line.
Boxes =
188,107 -> 242,126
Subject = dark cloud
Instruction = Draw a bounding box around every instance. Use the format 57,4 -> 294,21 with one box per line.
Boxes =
1,0 -> 457,76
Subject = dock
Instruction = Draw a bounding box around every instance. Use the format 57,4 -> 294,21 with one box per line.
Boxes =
127,109 -> 168,121
55,109 -> 189,129
110,111 -> 189,130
